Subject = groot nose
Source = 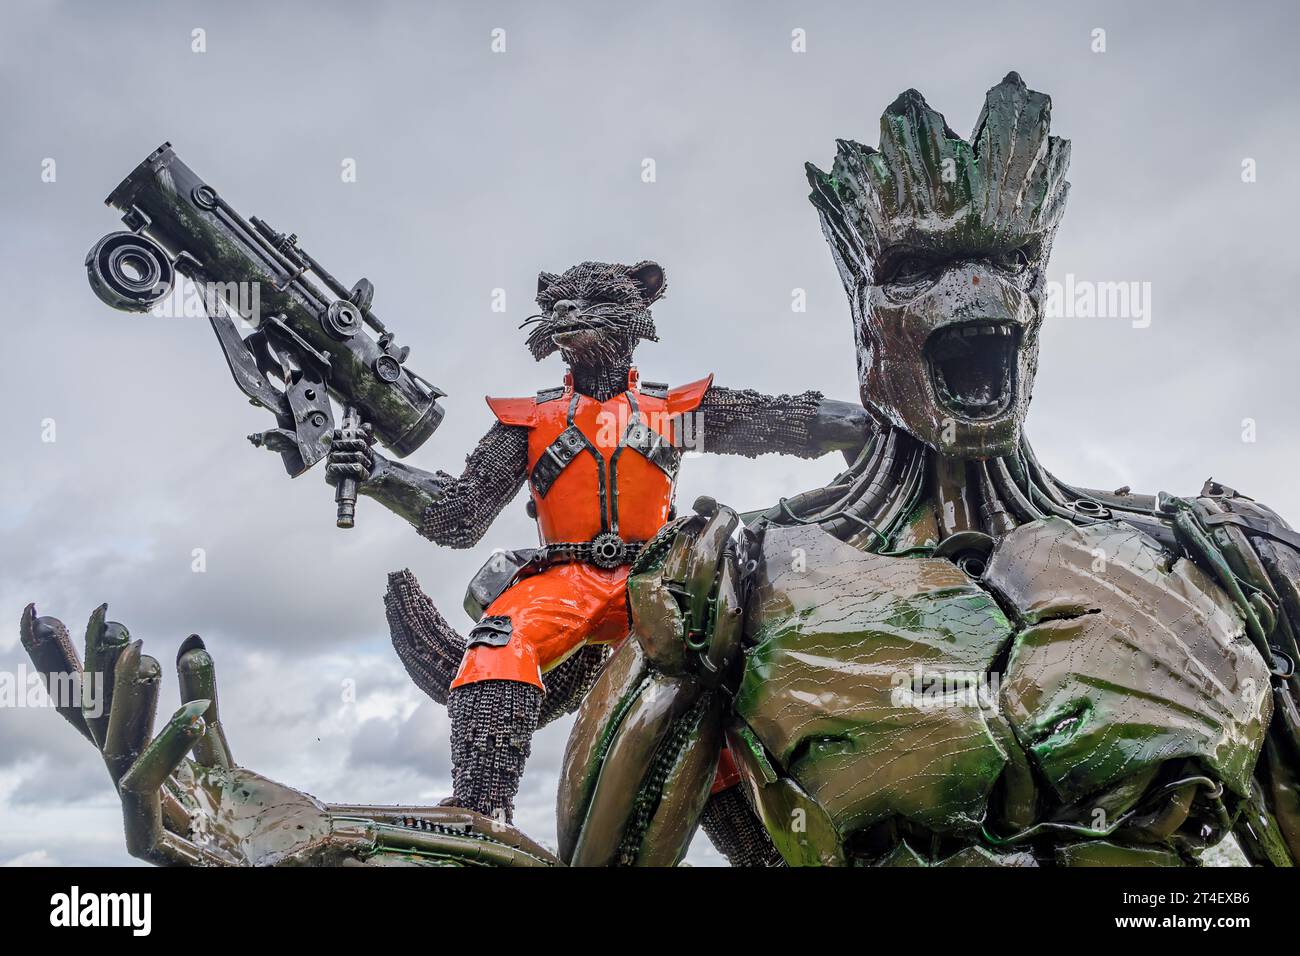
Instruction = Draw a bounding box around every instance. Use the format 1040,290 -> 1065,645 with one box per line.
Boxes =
931,264 -> 1020,325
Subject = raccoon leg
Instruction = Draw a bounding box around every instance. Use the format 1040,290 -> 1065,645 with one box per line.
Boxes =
700,786 -> 785,867
537,644 -> 610,727
384,569 -> 465,706
441,649 -> 599,822
387,568 -> 611,722
447,679 -> 542,824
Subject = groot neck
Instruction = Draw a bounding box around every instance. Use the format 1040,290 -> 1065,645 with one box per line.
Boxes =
923,435 -> 1146,545
924,437 -> 1064,541
768,424 -> 1137,555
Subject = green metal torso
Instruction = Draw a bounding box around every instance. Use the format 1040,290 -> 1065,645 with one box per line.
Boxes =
734,516 -> 1272,866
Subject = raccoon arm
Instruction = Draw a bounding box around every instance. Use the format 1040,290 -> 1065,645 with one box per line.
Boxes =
810,397 -> 874,453
695,386 -> 870,459
363,422 -> 529,547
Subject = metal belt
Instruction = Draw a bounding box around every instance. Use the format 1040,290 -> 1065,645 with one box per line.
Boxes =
540,532 -> 646,570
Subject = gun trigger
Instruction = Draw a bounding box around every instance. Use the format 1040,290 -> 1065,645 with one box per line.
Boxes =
249,429 -> 297,454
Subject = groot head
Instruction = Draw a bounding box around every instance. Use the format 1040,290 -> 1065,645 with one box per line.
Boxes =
807,72 -> 1071,458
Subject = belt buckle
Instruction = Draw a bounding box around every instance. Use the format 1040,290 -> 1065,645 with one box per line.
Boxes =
588,531 -> 628,569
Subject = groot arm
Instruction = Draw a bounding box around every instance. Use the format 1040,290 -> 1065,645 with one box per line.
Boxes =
19,603 -> 557,867
556,500 -> 755,866
1189,488 -> 1300,866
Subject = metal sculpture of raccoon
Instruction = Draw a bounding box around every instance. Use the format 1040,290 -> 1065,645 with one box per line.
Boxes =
328,258 -> 867,856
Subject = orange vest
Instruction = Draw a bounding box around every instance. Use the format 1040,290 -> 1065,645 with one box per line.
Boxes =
486,368 -> 713,545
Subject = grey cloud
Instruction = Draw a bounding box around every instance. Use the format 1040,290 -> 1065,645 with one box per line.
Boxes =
348,699 -> 452,777
2,0 -> 1297,867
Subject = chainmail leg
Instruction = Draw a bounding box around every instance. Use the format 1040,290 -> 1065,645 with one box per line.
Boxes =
384,569 -> 466,706
447,679 -> 542,824
537,644 -> 611,727
700,786 -> 785,867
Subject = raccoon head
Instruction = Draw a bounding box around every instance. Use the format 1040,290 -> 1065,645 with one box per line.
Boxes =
522,260 -> 666,368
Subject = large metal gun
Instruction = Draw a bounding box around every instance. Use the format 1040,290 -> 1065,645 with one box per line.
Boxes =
85,143 -> 445,527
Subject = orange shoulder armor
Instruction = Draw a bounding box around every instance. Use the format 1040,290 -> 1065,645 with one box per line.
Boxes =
485,395 -> 537,427
666,374 -> 714,415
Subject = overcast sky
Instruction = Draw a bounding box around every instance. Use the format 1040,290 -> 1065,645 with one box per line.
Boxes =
2,0 -> 1297,867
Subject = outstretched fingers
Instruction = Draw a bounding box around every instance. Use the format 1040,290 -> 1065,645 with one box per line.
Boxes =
118,699 -> 208,863
21,607 -> 234,866
176,635 -> 233,768
19,604 -> 93,743
102,640 -> 162,784
81,604 -> 130,748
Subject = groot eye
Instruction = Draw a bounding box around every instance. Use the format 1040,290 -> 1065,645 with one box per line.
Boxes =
884,252 -> 941,284
994,246 -> 1033,275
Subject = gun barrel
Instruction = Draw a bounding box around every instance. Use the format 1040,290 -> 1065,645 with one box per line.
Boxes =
93,143 -> 443,460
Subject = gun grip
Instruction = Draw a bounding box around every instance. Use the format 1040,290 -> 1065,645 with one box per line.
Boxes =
336,477 -> 358,529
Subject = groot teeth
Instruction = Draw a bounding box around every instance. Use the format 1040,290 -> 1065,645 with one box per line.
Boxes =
938,322 -> 1014,341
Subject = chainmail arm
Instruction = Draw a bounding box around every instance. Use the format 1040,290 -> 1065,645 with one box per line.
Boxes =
360,422 -> 529,548
696,385 -> 869,459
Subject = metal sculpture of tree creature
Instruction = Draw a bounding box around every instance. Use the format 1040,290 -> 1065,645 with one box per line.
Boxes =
29,73 -> 1300,867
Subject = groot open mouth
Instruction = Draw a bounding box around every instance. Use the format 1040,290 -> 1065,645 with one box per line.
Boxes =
925,322 -> 1019,421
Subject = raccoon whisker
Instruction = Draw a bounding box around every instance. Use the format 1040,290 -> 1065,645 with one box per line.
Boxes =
546,315 -> 615,335
517,314 -> 547,328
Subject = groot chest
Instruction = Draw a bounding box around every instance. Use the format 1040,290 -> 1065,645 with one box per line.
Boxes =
733,517 -> 1271,863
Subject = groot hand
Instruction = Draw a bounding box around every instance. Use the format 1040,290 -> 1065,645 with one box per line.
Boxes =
19,603 -> 558,867
556,497 -> 744,866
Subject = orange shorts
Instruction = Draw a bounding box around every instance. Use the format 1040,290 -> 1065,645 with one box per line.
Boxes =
449,562 -> 631,690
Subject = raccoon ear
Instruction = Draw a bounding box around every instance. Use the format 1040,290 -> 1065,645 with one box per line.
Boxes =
537,271 -> 561,296
627,261 -> 666,304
